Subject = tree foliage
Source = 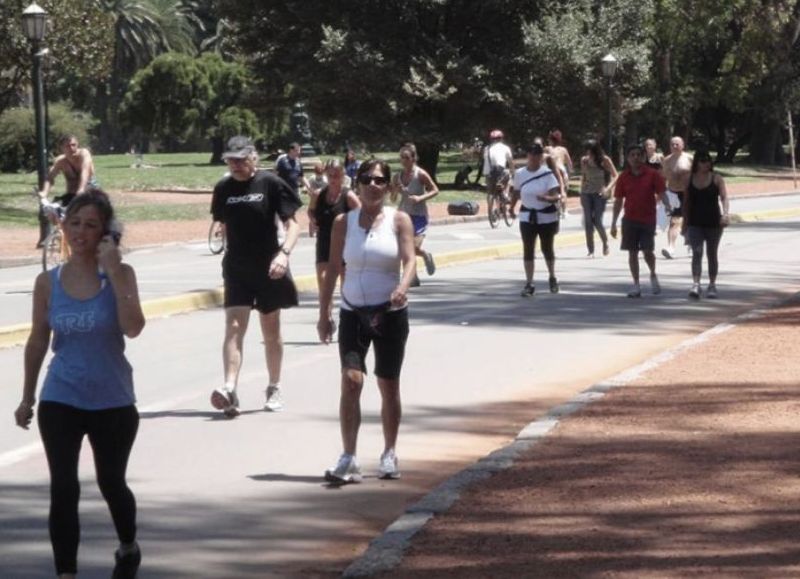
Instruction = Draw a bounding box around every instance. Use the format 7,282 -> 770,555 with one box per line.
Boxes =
120,52 -> 255,158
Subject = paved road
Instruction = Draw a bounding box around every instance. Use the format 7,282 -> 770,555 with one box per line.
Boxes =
0,193 -> 797,329
1,206 -> 799,578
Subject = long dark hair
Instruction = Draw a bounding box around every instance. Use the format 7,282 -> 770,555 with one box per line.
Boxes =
690,149 -> 713,174
583,139 -> 606,168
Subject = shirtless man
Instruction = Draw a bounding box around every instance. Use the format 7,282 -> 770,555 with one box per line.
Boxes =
39,134 -> 97,208
661,136 -> 692,258
544,130 -> 573,217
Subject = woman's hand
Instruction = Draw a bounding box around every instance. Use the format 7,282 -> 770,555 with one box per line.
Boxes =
97,236 -> 122,275
14,401 -> 34,430
390,286 -> 408,308
720,213 -> 730,227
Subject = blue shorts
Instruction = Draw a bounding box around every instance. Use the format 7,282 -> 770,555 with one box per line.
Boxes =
410,215 -> 428,236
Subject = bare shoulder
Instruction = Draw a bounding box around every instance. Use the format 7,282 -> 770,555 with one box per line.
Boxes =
393,208 -> 413,229
33,270 -> 51,300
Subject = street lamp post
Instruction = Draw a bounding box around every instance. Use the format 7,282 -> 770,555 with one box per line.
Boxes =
601,53 -> 618,160
22,2 -> 49,246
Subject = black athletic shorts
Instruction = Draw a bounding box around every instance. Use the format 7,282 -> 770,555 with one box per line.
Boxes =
222,254 -> 298,314
338,307 -> 409,380
621,218 -> 656,252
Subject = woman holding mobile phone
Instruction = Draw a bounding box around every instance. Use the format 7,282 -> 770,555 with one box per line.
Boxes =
14,189 -> 146,579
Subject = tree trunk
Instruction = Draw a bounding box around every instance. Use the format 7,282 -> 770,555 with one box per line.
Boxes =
748,118 -> 782,165
210,136 -> 225,164
416,141 -> 441,183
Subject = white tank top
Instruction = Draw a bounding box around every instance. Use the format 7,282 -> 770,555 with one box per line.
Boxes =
341,207 -> 402,309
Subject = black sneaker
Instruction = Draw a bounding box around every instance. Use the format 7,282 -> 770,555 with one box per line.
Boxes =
112,543 -> 141,579
520,283 -> 535,297
549,277 -> 559,294
410,275 -> 421,287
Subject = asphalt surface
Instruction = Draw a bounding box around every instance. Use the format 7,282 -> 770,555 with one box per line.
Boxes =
1,197 -> 800,577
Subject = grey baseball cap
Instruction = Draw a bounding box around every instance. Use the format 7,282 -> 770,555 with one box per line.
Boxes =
222,136 -> 256,160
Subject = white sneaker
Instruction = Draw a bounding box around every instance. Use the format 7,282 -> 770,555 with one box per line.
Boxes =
324,454 -> 362,484
264,385 -> 284,412
378,449 -> 401,480
627,285 -> 642,298
210,387 -> 240,418
688,283 -> 701,299
650,274 -> 661,295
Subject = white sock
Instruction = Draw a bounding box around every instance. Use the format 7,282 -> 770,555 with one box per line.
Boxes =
224,382 -> 235,393
268,383 -> 280,390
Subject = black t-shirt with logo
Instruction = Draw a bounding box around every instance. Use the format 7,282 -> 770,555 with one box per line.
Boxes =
210,170 -> 302,261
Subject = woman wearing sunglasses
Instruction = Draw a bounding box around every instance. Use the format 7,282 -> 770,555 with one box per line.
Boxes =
317,159 -> 417,484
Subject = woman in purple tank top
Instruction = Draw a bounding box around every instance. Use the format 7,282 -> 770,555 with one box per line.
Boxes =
14,190 -> 146,579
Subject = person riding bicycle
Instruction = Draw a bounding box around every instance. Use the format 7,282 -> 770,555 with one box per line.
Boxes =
483,129 -> 514,213
38,134 -> 97,219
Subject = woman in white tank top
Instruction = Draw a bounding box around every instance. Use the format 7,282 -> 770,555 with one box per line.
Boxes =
317,159 -> 417,484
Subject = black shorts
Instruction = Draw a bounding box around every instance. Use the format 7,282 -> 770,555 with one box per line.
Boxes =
222,255 -> 298,314
338,307 -> 409,380
315,231 -> 332,264
621,218 -> 656,252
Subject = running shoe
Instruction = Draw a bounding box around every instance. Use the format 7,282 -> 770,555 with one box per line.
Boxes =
661,248 -> 674,260
211,387 -> 240,417
264,385 -> 284,412
650,274 -> 661,295
423,252 -> 436,276
520,283 -> 535,297
587,252 -> 595,259
324,454 -> 362,484
627,285 -> 642,298
410,275 -> 421,288
549,277 -> 559,294
378,449 -> 401,480
112,542 -> 141,579
603,244 -> 610,256
688,283 -> 701,299
706,284 -> 718,299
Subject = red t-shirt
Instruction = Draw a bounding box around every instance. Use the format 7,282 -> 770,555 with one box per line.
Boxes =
614,166 -> 666,225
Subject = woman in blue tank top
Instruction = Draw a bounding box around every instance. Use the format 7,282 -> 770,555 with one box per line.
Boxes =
14,190 -> 146,579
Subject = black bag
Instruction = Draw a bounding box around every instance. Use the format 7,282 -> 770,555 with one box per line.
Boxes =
447,200 -> 480,216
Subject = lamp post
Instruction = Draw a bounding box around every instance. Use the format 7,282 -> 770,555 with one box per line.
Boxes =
22,2 -> 49,246
601,53 -> 618,160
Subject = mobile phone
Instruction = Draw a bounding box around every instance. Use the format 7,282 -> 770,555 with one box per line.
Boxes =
106,219 -> 123,246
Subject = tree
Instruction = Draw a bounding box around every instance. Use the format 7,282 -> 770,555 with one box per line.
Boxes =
120,52 -> 256,158
218,0 -> 536,177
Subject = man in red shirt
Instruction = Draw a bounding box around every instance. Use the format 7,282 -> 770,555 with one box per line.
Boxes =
610,144 -> 671,298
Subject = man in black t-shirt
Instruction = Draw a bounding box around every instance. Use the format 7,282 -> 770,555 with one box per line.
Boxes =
209,136 -> 303,417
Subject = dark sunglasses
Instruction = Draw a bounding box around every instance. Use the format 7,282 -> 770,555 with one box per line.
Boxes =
357,174 -> 388,186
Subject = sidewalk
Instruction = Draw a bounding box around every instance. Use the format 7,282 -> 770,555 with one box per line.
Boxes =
369,294 -> 800,578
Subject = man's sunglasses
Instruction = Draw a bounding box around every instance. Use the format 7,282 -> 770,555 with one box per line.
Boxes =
357,175 -> 388,186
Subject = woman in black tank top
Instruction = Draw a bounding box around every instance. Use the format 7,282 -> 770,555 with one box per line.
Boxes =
682,150 -> 730,299
311,159 -> 360,297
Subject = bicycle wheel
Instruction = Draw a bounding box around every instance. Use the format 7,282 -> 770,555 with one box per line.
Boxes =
208,221 -> 225,254
502,198 -> 516,227
42,231 -> 64,271
486,193 -> 499,229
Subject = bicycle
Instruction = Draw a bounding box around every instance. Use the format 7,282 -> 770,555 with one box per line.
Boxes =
208,220 -> 225,254
32,188 -> 67,271
486,175 -> 515,228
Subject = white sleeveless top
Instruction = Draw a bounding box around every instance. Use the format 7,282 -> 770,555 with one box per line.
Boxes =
342,207 -> 402,309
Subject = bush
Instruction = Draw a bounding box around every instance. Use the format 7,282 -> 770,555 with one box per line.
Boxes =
0,103 -> 97,172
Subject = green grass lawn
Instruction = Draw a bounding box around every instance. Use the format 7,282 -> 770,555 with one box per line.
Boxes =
0,150 -> 794,228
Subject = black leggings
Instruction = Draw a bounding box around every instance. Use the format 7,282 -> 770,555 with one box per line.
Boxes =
38,401 -> 139,575
519,220 -> 558,262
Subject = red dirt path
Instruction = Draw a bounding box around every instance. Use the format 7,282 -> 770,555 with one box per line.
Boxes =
382,298 -> 800,578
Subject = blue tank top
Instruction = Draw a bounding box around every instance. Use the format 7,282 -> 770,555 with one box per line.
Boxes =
40,266 -> 135,410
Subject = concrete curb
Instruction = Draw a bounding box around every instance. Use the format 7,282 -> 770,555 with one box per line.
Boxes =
340,296 -> 794,577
